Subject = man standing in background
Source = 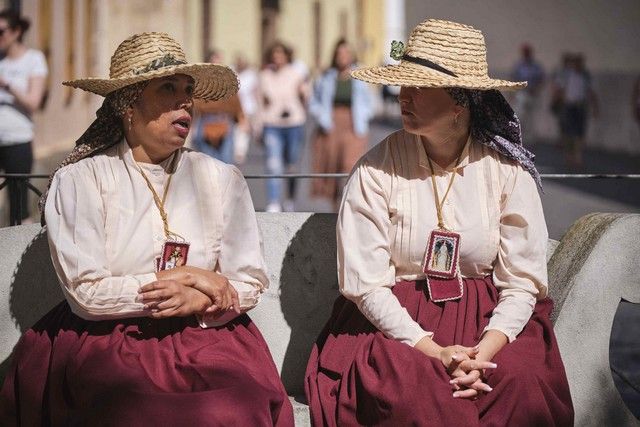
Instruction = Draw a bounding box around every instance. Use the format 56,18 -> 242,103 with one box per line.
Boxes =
511,43 -> 545,144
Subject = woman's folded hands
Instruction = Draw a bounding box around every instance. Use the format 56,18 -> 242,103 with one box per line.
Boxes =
139,267 -> 240,318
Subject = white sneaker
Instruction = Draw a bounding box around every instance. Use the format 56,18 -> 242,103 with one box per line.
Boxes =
265,202 -> 282,212
282,199 -> 295,212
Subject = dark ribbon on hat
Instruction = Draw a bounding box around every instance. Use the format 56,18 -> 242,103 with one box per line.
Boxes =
402,54 -> 458,78
134,54 -> 187,75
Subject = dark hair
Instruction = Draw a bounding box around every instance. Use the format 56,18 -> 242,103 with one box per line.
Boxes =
330,38 -> 355,70
263,41 -> 293,66
0,9 -> 31,42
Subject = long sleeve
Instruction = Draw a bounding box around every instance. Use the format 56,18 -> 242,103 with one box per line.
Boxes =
338,161 -> 432,346
199,167 -> 269,327
485,163 -> 549,342
45,163 -> 156,320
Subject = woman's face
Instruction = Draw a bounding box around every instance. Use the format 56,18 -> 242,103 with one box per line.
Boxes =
271,47 -> 288,67
0,19 -> 21,52
129,74 -> 194,162
398,87 -> 458,135
335,44 -> 353,70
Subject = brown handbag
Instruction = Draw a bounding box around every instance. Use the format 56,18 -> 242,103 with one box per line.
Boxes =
202,121 -> 229,148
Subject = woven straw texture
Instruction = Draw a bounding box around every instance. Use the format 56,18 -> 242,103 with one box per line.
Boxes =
352,19 -> 526,91
63,32 -> 238,101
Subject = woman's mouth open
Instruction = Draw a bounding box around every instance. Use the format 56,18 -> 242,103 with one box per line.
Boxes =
172,117 -> 191,138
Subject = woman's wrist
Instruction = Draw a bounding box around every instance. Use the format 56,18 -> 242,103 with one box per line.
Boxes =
414,335 -> 442,359
476,329 -> 508,362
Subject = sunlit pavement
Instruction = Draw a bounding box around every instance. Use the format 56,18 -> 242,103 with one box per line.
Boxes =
240,119 -> 640,240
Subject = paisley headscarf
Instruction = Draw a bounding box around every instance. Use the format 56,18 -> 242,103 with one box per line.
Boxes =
38,81 -> 148,223
444,88 -> 542,189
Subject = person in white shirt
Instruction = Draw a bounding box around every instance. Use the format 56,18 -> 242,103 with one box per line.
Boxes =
0,32 -> 293,426
305,19 -> 573,426
0,9 -> 47,224
258,41 -> 309,212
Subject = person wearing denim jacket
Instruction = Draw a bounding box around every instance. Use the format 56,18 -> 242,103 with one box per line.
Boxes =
309,39 -> 374,207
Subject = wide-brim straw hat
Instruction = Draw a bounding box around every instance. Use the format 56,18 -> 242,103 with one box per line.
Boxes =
63,32 -> 238,101
352,19 -> 526,91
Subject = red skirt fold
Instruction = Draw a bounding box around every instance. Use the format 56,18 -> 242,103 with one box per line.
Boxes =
1,301 -> 294,427
305,277 -> 574,426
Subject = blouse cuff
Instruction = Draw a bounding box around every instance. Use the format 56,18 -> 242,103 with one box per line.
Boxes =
408,329 -> 434,348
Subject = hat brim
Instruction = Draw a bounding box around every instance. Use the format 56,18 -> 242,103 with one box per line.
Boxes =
351,61 -> 526,91
63,63 -> 239,101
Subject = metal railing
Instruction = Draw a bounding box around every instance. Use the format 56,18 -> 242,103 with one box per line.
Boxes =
1,173 -> 639,226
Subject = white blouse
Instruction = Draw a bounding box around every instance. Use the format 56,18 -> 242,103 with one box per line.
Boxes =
45,139 -> 268,327
338,130 -> 548,346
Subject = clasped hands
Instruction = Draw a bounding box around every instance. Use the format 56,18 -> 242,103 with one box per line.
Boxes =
439,345 -> 496,399
415,336 -> 498,400
138,266 -> 240,319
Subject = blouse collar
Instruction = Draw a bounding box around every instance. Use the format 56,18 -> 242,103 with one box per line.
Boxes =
416,132 -> 472,173
120,138 -> 183,174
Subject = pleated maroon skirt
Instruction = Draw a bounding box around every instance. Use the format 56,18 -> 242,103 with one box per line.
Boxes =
1,301 -> 294,426
305,277 -> 574,426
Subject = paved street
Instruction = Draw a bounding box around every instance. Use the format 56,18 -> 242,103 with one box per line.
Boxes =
12,118 -> 639,239
240,119 -> 640,240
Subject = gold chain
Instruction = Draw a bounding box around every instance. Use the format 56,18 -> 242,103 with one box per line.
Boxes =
136,156 -> 184,241
426,140 -> 469,230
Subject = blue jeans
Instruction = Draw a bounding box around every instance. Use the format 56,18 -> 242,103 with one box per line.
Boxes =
192,115 -> 235,164
263,125 -> 305,204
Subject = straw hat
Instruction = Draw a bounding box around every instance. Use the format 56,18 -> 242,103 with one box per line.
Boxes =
352,19 -> 526,91
63,32 -> 238,101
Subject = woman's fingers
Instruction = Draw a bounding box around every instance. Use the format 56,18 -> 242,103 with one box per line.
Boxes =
471,379 -> 493,393
140,288 -> 171,302
229,287 -> 241,314
155,296 -> 181,311
150,306 -> 177,319
452,388 -> 478,399
460,360 -> 497,372
450,369 -> 481,387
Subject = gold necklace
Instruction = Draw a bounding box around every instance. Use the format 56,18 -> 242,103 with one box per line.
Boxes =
426,147 -> 464,230
136,154 -> 185,242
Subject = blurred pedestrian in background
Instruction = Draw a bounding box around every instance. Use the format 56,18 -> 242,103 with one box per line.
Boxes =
309,38 -> 373,209
258,41 -> 308,212
192,49 -> 245,164
551,53 -> 598,168
234,54 -> 259,164
0,9 -> 47,224
511,43 -> 545,144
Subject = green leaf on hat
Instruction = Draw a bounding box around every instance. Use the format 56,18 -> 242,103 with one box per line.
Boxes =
390,40 -> 405,61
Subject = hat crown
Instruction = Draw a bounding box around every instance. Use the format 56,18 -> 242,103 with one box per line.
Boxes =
109,32 -> 187,79
404,19 -> 488,79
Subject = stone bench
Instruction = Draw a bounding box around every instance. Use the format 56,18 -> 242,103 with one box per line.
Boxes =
1,212 -> 639,426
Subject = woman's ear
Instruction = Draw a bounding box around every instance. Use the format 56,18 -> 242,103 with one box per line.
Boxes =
125,106 -> 134,132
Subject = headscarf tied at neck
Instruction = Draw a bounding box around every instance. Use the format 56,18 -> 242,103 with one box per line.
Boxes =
444,88 -> 542,189
38,81 -> 148,223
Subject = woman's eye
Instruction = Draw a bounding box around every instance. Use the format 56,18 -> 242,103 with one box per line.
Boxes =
161,82 -> 175,92
185,85 -> 194,96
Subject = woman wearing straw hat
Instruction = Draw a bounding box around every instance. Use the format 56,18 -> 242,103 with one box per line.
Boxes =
0,33 -> 293,426
305,19 -> 573,426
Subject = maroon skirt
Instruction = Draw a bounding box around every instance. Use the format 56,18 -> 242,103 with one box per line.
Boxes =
1,301 -> 294,426
305,277 -> 574,426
